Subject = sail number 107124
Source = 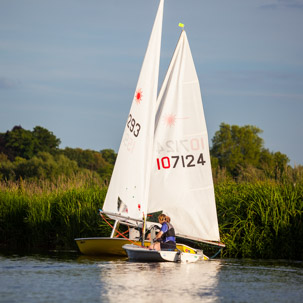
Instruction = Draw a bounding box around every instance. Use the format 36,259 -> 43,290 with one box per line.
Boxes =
156,153 -> 206,170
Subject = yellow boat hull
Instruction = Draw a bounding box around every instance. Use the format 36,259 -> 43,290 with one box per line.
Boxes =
75,237 -> 146,256
74,237 -> 206,258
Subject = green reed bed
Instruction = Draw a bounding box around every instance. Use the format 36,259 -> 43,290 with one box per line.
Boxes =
0,174 -> 111,250
216,181 -> 303,260
1,174 -> 303,259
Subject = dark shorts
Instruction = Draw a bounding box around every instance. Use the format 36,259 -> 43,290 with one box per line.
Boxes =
160,241 -> 176,251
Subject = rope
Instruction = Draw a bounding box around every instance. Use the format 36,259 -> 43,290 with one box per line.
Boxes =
99,211 -> 143,247
115,227 -> 129,238
210,248 -> 222,259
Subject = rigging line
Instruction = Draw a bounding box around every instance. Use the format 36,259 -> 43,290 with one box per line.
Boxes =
115,227 -> 129,238
210,248 -> 222,259
99,211 -> 143,247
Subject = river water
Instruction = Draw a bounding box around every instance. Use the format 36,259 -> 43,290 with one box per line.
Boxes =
0,251 -> 302,303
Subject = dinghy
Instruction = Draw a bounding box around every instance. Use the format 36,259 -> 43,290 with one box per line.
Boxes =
122,244 -> 203,263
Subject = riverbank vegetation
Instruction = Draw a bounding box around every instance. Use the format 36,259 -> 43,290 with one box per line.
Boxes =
216,176 -> 303,260
0,172 -> 111,250
0,125 -> 302,259
1,172 -> 302,259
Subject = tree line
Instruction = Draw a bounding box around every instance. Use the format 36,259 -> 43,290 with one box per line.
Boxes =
210,123 -> 298,182
0,125 -> 116,184
1,123 -> 300,184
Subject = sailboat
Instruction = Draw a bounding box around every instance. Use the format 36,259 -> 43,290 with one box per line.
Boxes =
75,0 -> 224,262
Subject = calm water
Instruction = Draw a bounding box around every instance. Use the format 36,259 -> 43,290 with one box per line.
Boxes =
0,251 -> 302,303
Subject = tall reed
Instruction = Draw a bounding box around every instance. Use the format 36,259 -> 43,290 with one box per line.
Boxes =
0,172 -> 111,250
216,180 -> 303,259
1,171 -> 302,259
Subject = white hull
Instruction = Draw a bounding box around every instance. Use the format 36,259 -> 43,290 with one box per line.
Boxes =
122,244 -> 202,263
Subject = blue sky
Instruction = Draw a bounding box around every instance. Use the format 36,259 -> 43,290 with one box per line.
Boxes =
0,0 -> 302,166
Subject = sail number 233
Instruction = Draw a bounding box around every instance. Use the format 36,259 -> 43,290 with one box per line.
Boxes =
156,153 -> 206,170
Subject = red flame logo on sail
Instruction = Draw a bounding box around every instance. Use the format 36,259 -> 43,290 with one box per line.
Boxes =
135,89 -> 143,104
164,114 -> 176,127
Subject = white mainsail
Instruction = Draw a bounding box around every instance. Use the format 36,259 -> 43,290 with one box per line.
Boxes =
148,30 -> 220,242
103,0 -> 164,222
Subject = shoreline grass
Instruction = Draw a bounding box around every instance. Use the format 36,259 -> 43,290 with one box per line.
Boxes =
1,174 -> 302,259
0,173 -> 111,251
216,180 -> 303,260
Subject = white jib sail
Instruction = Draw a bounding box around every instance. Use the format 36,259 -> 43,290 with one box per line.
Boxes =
103,0 -> 164,222
148,30 -> 220,242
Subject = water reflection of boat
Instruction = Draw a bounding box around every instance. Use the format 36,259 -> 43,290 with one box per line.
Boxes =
98,260 -> 221,302
75,0 -> 224,262
77,254 -> 127,264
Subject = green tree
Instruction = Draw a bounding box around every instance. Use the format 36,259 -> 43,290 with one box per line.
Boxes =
62,147 -> 116,184
62,148 -> 106,170
211,123 -> 290,180
211,123 -> 264,177
4,126 -> 36,160
0,153 -> 16,180
260,149 -> 289,179
15,152 -> 80,180
0,133 -> 7,155
62,148 -> 114,181
32,126 -> 61,154
0,126 -> 61,160
100,149 -> 116,165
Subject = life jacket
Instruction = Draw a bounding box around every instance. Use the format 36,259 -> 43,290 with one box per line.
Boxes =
161,222 -> 175,241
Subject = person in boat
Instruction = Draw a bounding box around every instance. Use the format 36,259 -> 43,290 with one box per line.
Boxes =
149,214 -> 176,251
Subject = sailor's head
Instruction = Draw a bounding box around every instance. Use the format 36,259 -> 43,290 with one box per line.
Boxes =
158,214 -> 166,224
